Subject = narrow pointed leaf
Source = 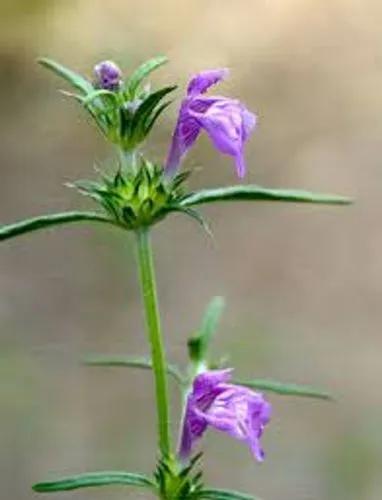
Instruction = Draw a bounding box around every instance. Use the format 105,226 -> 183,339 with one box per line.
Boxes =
236,379 -> 332,400
59,89 -> 84,102
131,85 -> 177,133
188,297 -> 225,362
199,296 -> 225,343
0,211 -> 117,242
180,186 -> 352,207
32,471 -> 155,492
174,207 -> 213,238
200,488 -> 259,500
84,355 -> 184,385
38,57 -> 94,95
126,55 -> 168,95
145,99 -> 173,134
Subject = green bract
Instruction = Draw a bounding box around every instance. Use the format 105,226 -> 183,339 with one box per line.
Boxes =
69,159 -> 189,230
155,454 -> 204,500
39,56 -> 175,151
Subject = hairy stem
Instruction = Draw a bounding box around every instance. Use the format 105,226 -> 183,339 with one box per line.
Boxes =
135,228 -> 171,457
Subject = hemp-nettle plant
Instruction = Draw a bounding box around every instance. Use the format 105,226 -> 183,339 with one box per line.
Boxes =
0,55 -> 352,500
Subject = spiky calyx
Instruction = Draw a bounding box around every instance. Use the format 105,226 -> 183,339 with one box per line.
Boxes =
70,158 -> 190,230
154,454 -> 204,500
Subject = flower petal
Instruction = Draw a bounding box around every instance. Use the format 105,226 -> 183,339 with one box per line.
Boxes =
187,68 -> 229,97
193,368 -> 233,395
246,397 -> 272,461
178,400 -> 208,460
165,103 -> 201,173
165,68 -> 256,177
241,107 -> 257,141
190,98 -> 256,177
234,154 -> 246,178
177,369 -> 271,462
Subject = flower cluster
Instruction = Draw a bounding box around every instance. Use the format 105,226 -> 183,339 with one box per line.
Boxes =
91,61 -> 257,177
39,56 -> 256,178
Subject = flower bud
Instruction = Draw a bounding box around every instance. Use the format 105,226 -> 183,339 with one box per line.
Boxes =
94,60 -> 122,90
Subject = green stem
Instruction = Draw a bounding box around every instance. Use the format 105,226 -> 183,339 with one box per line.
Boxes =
118,148 -> 137,173
135,228 -> 171,457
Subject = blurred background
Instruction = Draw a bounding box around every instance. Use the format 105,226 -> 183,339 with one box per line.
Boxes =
1,1 -> 382,499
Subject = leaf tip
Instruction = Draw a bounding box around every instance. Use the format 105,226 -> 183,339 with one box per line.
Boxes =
156,54 -> 169,64
37,56 -> 51,68
332,195 -> 354,205
32,482 -> 44,492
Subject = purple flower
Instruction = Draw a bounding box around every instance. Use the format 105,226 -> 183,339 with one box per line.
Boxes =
94,60 -> 122,90
178,369 -> 271,462
165,69 -> 257,178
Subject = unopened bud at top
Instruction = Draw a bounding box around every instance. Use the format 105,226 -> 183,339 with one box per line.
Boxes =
94,60 -> 122,90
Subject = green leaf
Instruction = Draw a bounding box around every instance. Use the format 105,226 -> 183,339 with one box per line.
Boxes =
126,55 -> 168,96
32,471 -> 155,492
0,211 -> 118,242
145,99 -> 173,134
38,57 -> 94,95
236,379 -> 332,400
180,185 -> 352,207
200,488 -> 259,500
188,297 -> 225,362
130,85 -> 177,136
84,355 -> 184,385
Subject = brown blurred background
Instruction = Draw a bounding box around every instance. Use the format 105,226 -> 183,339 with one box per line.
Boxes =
1,1 -> 382,499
